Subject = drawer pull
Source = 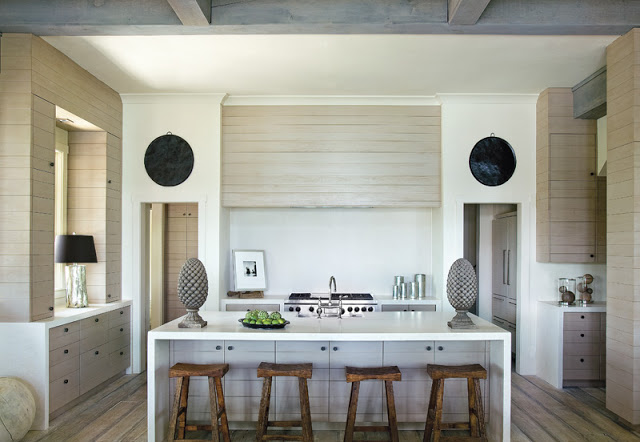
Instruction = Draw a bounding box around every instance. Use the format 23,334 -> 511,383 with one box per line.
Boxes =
120,351 -> 124,356
95,351 -> 99,355
580,333 -> 585,337
438,346 -> 444,351
120,311 -> 124,315
49,306 -> 54,311
64,327 -> 69,332
64,349 -> 69,354
321,346 -> 326,351
108,294 -> 111,298
580,358 -> 584,363
581,315 -> 585,319
216,345 -> 222,350
120,328 -> 124,332
333,347 -> 338,351
64,379 -> 68,384
227,346 -> 233,351
95,318 -> 99,322
426,346 -> 432,351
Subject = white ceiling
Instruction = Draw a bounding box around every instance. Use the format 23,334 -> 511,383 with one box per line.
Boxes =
43,34 -> 617,96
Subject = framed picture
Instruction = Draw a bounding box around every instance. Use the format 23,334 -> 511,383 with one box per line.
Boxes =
233,250 -> 267,291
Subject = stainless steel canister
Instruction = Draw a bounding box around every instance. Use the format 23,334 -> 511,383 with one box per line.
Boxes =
394,276 -> 404,286
400,282 -> 408,299
415,274 -> 427,299
409,282 -> 417,299
392,285 -> 399,299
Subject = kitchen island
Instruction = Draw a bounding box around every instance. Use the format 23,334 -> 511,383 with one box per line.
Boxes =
148,310 -> 511,441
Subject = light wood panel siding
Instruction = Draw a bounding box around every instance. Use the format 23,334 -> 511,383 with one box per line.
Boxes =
605,28 -> 640,425
536,88 -> 603,263
164,203 -> 198,323
221,105 -> 441,207
0,33 -> 122,321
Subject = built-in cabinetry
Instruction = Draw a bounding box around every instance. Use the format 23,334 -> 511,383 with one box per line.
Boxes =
49,305 -> 131,415
220,105 -> 441,208
536,87 -> 605,264
563,312 -> 606,387
381,304 -> 436,312
492,212 -> 517,354
169,339 -> 488,424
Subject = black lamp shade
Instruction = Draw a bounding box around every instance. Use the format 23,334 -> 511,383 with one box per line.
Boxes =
55,235 -> 98,264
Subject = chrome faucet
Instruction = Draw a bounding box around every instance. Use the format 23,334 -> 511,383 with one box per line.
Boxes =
329,276 -> 337,297
317,276 -> 342,318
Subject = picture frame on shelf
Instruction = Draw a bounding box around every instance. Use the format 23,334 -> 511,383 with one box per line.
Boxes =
233,250 -> 267,291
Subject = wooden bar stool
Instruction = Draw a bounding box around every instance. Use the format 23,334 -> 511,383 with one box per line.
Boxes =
168,363 -> 231,442
256,362 -> 313,442
344,365 -> 402,442
424,364 -> 487,442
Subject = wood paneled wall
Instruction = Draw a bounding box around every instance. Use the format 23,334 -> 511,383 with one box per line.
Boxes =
605,28 -> 640,425
67,131 -> 121,304
0,34 -> 122,321
536,88 -> 602,263
164,203 -> 198,323
221,105 -> 441,207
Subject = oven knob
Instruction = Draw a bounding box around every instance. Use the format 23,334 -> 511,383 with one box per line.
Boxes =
317,308 -> 322,314
368,307 -> 374,312
289,307 -> 294,312
347,307 -> 353,312
309,307 -> 314,312
341,308 -> 345,315
295,307 -> 301,312
354,307 -> 360,312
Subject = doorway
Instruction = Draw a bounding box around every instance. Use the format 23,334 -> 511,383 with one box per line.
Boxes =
464,203 -> 518,362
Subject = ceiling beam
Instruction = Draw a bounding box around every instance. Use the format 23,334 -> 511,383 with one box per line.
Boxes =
167,0 -> 210,26
448,0 -> 491,25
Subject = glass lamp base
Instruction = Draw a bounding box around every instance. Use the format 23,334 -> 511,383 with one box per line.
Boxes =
66,264 -> 88,308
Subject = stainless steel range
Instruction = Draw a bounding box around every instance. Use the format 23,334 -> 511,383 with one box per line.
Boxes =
285,292 -> 378,317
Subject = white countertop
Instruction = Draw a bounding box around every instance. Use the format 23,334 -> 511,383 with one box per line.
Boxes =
149,310 -> 508,341
539,301 -> 606,313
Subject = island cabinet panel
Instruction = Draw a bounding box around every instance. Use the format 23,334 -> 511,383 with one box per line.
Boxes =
329,341 -> 384,422
225,340 -> 276,421
383,341 -> 488,423
275,341 -> 330,421
221,105 -> 441,208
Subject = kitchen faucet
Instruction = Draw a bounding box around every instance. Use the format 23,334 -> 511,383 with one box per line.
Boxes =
317,276 -> 343,318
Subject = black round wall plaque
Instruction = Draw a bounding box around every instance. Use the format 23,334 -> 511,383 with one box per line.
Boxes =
469,135 -> 516,187
144,133 -> 194,186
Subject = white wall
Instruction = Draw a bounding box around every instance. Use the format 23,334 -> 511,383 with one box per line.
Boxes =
229,208 -> 433,297
438,94 -> 606,375
121,94 -> 225,372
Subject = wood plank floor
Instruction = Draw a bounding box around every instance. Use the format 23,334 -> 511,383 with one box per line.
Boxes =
24,371 -> 640,441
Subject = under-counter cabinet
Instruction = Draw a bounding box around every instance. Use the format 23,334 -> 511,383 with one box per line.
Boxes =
536,301 -> 606,389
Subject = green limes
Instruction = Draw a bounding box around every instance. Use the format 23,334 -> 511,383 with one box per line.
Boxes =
243,318 -> 250,323
263,319 -> 272,325
278,318 -> 285,324
250,320 -> 256,324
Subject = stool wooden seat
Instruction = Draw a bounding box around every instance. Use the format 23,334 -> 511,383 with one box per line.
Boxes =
168,363 -> 230,442
256,362 -> 313,442
424,364 -> 487,442
344,366 -> 402,442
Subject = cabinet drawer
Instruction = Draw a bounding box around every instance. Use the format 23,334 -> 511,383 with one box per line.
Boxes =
563,330 -> 600,343
110,345 -> 130,373
79,326 -> 109,353
50,341 -> 80,367
276,350 -> 329,368
226,304 -> 280,312
50,322 -> 80,351
563,369 -> 600,381
381,304 -> 410,312
331,341 -> 382,353
385,341 -> 434,353
80,343 -> 109,368
563,355 -> 599,370
504,300 -> 517,324
50,356 -> 80,382
276,341 -> 329,353
49,370 -> 79,412
80,313 -> 109,331
564,343 -> 601,356
564,313 -> 601,331
225,340 -> 275,353
434,341 -> 486,353
108,324 -> 129,341
109,332 -> 130,353
108,307 -> 130,327
383,350 -> 434,368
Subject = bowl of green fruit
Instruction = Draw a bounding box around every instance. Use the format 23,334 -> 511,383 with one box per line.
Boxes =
239,310 -> 289,329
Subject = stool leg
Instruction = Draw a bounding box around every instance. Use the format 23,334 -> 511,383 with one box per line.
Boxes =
178,376 -> 190,439
473,379 -> 487,441
385,380 -> 399,442
467,377 -> 478,437
344,381 -> 360,442
208,377 -> 220,442
424,378 -> 444,442
215,376 -> 231,442
256,376 -> 272,442
168,376 -> 184,442
298,377 -> 313,442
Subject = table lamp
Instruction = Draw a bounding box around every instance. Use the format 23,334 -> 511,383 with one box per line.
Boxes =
55,234 -> 98,308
